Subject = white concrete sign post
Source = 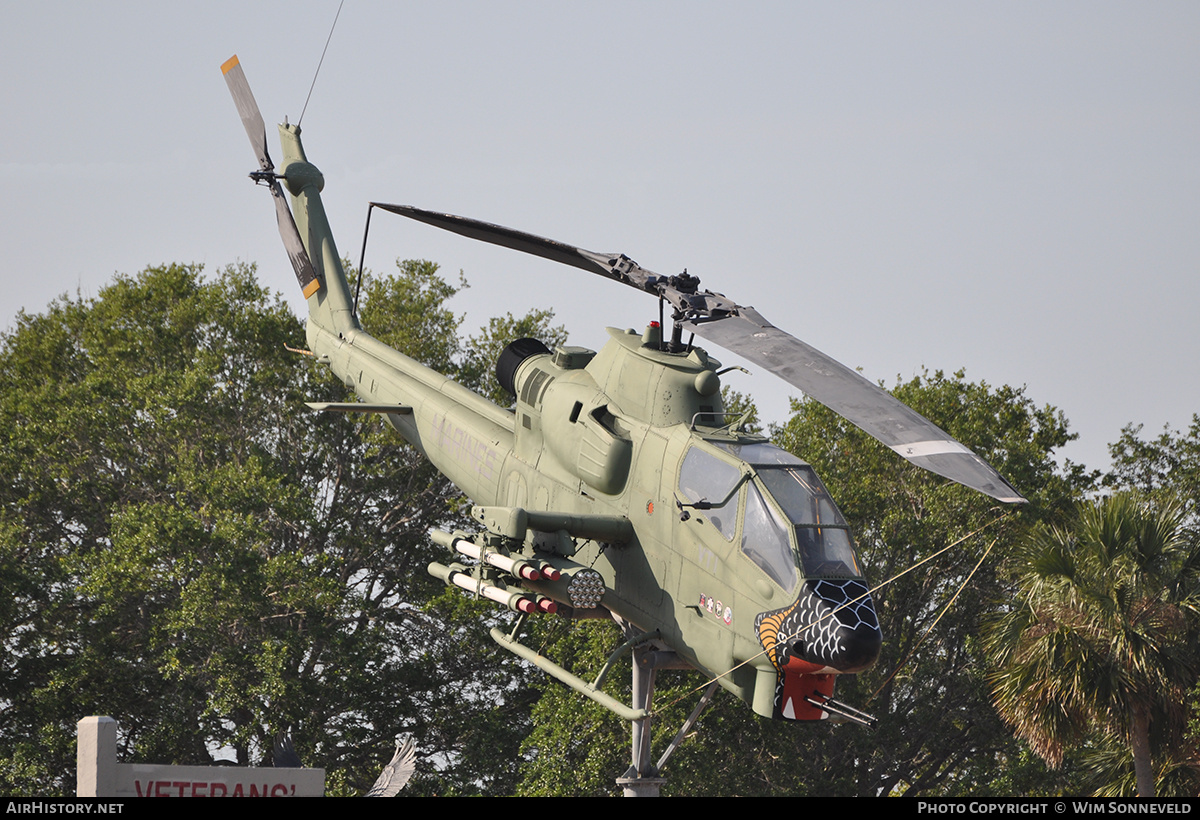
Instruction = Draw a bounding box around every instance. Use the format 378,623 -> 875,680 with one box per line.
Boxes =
77,716 -> 325,798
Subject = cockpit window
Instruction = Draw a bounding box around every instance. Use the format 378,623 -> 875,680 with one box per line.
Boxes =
757,467 -> 859,577
742,482 -> 797,590
689,441 -> 863,583
756,467 -> 847,527
716,441 -> 804,466
678,446 -> 742,541
795,526 -> 859,577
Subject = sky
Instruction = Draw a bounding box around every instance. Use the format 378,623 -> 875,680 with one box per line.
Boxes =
3,2 -> 1198,479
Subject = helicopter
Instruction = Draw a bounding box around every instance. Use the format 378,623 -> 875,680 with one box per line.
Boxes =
223,54 -> 1025,793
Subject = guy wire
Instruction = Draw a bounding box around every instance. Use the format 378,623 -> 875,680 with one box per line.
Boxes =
867,533 -> 1001,703
298,0 -> 345,127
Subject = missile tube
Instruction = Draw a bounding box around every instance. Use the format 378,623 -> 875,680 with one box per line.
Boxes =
451,539 -> 542,581
431,529 -> 560,581
429,562 -> 538,614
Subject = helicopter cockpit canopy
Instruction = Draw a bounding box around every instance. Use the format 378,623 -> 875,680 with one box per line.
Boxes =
678,442 -> 862,592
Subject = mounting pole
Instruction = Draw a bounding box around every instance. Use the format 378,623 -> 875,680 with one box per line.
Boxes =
617,642 -> 667,797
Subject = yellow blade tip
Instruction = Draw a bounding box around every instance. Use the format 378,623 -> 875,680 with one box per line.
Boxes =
221,55 -> 240,75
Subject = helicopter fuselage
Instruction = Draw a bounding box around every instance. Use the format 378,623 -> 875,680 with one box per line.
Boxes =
281,118 -> 880,723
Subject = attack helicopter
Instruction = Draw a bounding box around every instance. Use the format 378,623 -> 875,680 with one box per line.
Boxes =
223,54 -> 1025,792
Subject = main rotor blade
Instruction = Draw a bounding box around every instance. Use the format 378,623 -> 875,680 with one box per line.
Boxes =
222,55 -> 273,173
222,55 -> 321,299
683,308 -> 1026,503
372,203 -> 656,290
372,201 -> 1023,502
374,203 -> 738,316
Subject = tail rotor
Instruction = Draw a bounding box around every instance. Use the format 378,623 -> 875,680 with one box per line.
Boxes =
222,55 -> 322,299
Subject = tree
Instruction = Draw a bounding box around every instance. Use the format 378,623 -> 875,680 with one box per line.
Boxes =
1105,416 -> 1200,794
0,260 -> 564,795
1107,417 -> 1200,516
985,493 -> 1200,797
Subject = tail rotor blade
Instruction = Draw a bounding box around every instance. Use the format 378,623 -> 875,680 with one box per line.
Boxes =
222,55 -> 273,173
271,180 -> 321,298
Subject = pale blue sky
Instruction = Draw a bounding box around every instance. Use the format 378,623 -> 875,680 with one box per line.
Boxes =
4,2 -> 1198,476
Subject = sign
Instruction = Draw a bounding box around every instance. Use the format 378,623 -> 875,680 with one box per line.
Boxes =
77,717 -> 325,798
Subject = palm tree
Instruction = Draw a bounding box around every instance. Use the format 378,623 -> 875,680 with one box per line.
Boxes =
985,493 -> 1200,797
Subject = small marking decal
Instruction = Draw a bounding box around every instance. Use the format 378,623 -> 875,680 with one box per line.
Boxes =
698,593 -> 731,625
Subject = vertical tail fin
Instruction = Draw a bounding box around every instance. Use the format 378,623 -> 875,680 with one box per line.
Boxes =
276,122 -> 359,337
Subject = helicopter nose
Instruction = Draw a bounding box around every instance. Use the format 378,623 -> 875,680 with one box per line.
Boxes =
799,578 -> 881,672
755,578 -> 882,675
790,618 -> 881,673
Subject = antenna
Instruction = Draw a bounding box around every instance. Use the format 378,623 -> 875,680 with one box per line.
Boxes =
298,0 -> 345,127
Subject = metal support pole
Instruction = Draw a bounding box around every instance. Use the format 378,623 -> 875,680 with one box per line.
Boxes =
617,643 -> 667,797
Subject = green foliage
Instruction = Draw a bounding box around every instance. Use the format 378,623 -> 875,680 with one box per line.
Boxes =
359,259 -> 466,376
2,264 -> 311,784
1083,739 -> 1200,798
0,260 -> 562,796
1072,416 -> 1200,795
17,257 -> 1187,796
514,620 -> 628,796
720,386 -> 761,434
985,493 -> 1200,797
1106,416 -> 1200,517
